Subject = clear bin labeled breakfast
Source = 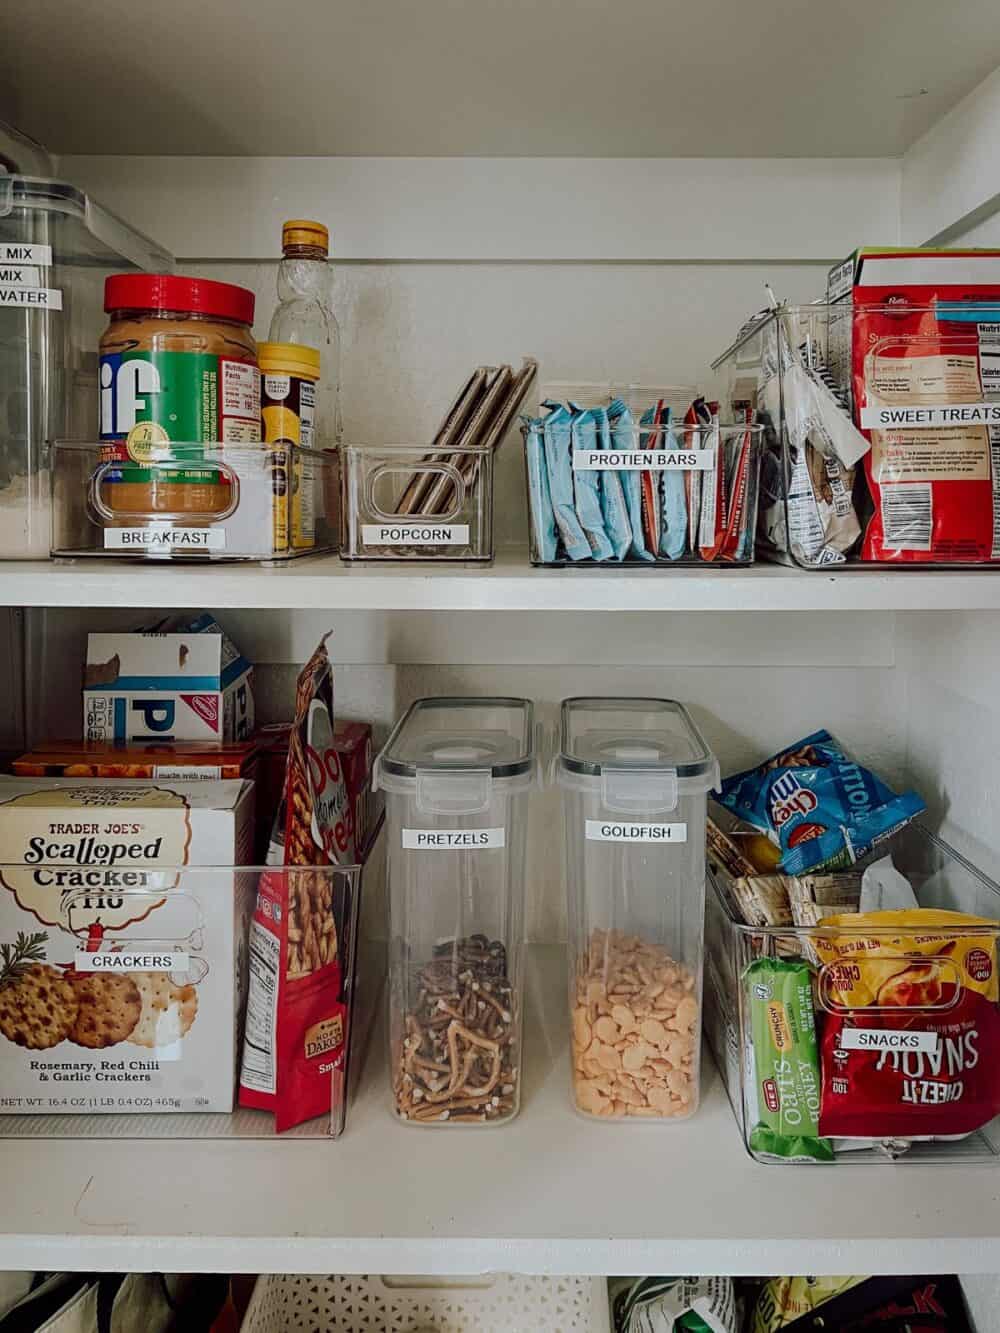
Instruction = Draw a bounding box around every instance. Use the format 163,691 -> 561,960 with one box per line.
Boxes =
374,697 -> 534,1125
557,697 -> 719,1120
704,729 -> 1000,1164
522,387 -> 762,566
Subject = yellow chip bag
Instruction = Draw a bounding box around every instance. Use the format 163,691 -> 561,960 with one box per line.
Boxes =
752,1276 -> 867,1332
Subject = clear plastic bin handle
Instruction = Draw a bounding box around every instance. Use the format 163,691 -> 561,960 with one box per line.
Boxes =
367,461 -> 466,522
415,767 -> 492,815
89,455 -> 241,524
817,953 -> 964,1015
600,767 -> 678,814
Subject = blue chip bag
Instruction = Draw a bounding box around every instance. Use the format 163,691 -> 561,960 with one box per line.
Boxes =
570,406 -> 614,561
717,729 -> 926,875
542,403 -> 591,561
593,404 -> 632,561
523,415 -> 558,563
657,409 -> 688,560
609,399 -> 655,562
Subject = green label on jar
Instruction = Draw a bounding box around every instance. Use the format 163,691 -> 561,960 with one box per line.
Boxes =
100,350 -> 260,445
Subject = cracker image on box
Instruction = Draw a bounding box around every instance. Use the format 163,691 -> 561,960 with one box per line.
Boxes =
0,776 -> 255,1114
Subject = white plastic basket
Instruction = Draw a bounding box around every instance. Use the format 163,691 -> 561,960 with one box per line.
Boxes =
240,1274 -> 612,1332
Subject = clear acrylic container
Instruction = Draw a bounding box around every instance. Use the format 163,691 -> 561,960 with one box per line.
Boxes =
50,439 -> 340,562
341,443 -> 493,561
374,697 -> 535,1126
704,820 -> 1000,1164
711,301 -> 1000,568
556,698 -> 719,1121
0,175 -> 172,559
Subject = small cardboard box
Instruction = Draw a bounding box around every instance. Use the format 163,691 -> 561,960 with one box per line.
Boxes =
84,613 -> 255,743
12,738 -> 261,782
0,776 -> 255,1113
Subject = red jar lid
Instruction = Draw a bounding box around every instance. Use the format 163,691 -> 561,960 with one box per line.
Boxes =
104,274 -> 255,325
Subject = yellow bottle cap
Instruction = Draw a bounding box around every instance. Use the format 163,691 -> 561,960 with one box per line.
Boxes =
258,342 -> 321,380
281,220 -> 329,253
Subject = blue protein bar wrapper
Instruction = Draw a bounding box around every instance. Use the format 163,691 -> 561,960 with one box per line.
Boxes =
570,406 -> 614,561
717,729 -> 926,875
593,404 -> 632,561
610,400 -> 654,562
523,416 -> 558,563
542,404 -> 591,561
657,412 -> 688,560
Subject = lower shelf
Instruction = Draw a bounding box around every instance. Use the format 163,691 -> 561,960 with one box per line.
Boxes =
2,944 -> 1000,1275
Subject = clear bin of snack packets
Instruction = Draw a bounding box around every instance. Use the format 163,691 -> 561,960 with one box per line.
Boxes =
522,388 -> 762,566
50,439 -> 340,561
0,174 -> 172,559
374,697 -> 534,1125
711,297 -> 1000,568
556,698 -> 719,1121
341,442 -> 493,562
704,816 -> 1000,1165
0,772 -> 383,1139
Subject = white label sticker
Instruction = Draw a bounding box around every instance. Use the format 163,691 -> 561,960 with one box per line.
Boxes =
839,1027 -> 940,1054
0,243 -> 52,264
572,450 -> 713,471
153,764 -> 223,781
860,401 -> 1000,429
0,285 -> 62,309
0,265 -> 41,287
362,523 -> 470,546
402,827 -> 506,850
75,950 -> 189,974
263,372 -> 291,400
104,525 -> 226,552
585,820 -> 687,843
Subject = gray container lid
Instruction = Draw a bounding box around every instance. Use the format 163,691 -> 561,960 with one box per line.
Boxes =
375,697 -> 535,796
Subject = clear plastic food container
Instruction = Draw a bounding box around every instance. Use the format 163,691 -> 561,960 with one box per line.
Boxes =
556,698 -> 719,1121
50,439 -> 340,561
0,174 -> 172,559
341,443 -> 493,561
374,697 -> 534,1125
704,820 -> 1000,1165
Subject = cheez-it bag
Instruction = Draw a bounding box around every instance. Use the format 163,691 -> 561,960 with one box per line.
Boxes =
853,283 -> 1000,562
816,908 -> 1000,1140
239,634 -> 357,1131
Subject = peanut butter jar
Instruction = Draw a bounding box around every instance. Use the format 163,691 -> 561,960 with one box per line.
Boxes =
98,273 -> 259,518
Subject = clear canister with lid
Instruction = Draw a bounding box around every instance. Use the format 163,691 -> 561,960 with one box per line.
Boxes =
556,697 -> 719,1122
374,697 -> 535,1127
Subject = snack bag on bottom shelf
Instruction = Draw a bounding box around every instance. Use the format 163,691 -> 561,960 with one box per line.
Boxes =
751,1277 -> 867,1333
779,1273 -> 974,1331
814,908 -> 1000,1141
611,1276 -> 737,1333
717,729 -> 925,876
238,635 -> 356,1131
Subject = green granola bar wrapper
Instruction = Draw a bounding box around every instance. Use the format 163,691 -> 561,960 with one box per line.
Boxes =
745,956 -> 834,1162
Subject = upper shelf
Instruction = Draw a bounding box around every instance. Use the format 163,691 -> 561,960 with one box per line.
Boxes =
8,553 -> 1000,612
4,944 -> 1000,1277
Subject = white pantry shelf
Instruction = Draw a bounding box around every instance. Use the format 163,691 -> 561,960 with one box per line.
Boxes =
1,944 -> 999,1277
7,553 -> 1000,612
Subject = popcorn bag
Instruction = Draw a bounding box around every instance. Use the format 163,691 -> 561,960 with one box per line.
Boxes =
239,635 -> 357,1131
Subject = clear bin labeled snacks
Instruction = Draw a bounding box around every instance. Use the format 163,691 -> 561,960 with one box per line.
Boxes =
341,443 -> 493,561
556,698 -> 719,1121
50,439 -> 339,561
522,404 -> 761,566
374,697 -> 534,1125
704,820 -> 1000,1164
0,175 -> 172,559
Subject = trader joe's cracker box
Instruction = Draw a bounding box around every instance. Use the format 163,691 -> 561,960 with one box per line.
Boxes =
0,777 -> 254,1114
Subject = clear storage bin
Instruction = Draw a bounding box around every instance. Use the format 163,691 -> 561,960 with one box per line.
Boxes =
704,821 -> 1000,1164
0,175 -> 172,559
556,698 -> 719,1121
374,698 -> 534,1125
0,833 -> 382,1140
711,301 -> 1000,568
50,439 -> 340,561
341,443 -> 493,561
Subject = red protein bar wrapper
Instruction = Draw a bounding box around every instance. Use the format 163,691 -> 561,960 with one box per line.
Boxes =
853,286 -> 1000,562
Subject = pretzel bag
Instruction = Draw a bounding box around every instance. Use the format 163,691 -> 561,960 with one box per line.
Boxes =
239,635 -> 355,1130
816,908 -> 1000,1140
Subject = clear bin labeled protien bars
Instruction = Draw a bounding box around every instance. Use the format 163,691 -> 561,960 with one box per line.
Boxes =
523,414 -> 761,566
50,439 -> 340,561
374,697 -> 533,1125
704,821 -> 1000,1164
341,443 -> 493,561
557,698 -> 719,1121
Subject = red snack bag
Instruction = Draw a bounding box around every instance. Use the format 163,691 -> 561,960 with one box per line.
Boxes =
239,635 -> 356,1131
815,908 -> 1000,1140
853,285 -> 1000,562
